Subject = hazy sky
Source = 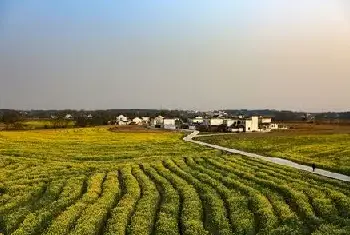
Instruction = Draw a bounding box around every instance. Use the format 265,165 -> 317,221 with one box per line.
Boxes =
1,0 -> 350,111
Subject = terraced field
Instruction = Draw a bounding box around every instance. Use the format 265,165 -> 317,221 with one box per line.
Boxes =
197,133 -> 350,176
1,128 -> 350,234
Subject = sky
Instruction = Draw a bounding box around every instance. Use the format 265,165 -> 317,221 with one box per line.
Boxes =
1,0 -> 350,112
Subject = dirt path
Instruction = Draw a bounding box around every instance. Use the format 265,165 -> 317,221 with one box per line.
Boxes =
183,131 -> 350,182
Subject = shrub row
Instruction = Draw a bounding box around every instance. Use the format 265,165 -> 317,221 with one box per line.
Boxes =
44,173 -> 104,235
70,172 -> 119,235
142,165 -> 180,235
128,166 -> 160,235
104,167 -> 140,235
152,163 -> 208,235
163,159 -> 232,235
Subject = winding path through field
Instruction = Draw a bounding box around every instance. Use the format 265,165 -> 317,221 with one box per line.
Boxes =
183,131 -> 350,182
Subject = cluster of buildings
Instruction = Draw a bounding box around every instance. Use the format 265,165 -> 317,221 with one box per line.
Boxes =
115,114 -> 287,132
116,115 -> 150,126
188,116 -> 287,132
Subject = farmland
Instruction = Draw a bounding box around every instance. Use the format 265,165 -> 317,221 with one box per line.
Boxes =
197,132 -> 350,176
0,127 -> 350,234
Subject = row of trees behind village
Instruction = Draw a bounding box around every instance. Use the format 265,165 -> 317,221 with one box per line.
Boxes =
1,109 -> 350,130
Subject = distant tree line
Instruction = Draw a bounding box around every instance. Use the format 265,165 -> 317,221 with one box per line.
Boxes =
2,109 -> 350,130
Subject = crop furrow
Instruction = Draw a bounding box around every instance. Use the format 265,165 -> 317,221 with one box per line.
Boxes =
1,180 -> 62,234
128,165 -> 160,235
44,173 -> 105,235
183,157 -> 256,235
201,157 -> 321,233
152,163 -> 208,235
142,164 -> 180,235
70,172 -> 119,235
164,159 -> 232,235
104,167 -> 141,235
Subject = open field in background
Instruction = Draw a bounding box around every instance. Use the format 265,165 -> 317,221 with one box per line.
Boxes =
0,120 -> 76,130
0,127 -> 213,163
22,120 -> 76,129
1,127 -> 350,234
284,122 -> 350,134
197,128 -> 350,176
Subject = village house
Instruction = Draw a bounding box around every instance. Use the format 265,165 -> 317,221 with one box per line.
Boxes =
116,115 -> 127,122
191,116 -> 204,124
260,116 -> 272,124
116,115 -> 130,125
65,114 -> 73,120
132,117 -> 143,125
203,118 -> 224,126
141,117 -> 150,124
151,115 -> 164,128
244,116 -> 259,132
163,118 -> 180,130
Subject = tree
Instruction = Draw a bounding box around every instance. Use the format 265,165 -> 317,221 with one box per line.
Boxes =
1,110 -> 22,129
75,116 -> 91,127
51,113 -> 69,129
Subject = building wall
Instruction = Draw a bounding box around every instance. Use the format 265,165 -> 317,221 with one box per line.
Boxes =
154,117 -> 164,125
245,120 -> 252,132
261,117 -> 272,124
133,117 -> 142,124
192,117 -> 204,124
251,116 -> 259,131
225,119 -> 238,127
164,119 -> 176,126
270,123 -> 278,129
210,118 -> 224,126
142,117 -> 150,123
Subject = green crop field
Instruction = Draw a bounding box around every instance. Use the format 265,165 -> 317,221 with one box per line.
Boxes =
197,133 -> 350,176
1,128 -> 350,235
22,120 -> 76,129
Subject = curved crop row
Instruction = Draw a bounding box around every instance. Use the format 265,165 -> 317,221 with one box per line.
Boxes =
152,163 -> 208,235
201,157 -> 322,232
10,177 -> 85,235
163,159 -> 232,235
128,166 -> 160,235
221,155 -> 350,195
182,157 -> 256,235
104,167 -> 140,235
188,157 -> 278,234
1,180 -> 65,234
70,172 -> 119,235
142,165 -> 180,235
44,173 -> 104,235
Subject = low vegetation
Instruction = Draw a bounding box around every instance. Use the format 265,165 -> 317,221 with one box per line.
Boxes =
197,132 -> 350,176
0,127 -> 349,234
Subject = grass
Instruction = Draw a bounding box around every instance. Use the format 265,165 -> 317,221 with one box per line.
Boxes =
22,120 -> 75,129
197,132 -> 350,176
0,127 -> 350,234
0,127 -> 215,163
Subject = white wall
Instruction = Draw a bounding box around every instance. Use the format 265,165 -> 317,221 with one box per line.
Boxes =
251,116 -> 259,131
270,123 -> 278,129
225,119 -> 238,127
133,117 -> 142,124
164,119 -> 176,126
261,117 -> 272,123
210,118 -> 224,126
192,117 -> 204,124
245,120 -> 252,132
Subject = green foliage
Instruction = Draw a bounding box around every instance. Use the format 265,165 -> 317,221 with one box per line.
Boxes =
1,127 -> 350,234
104,167 -> 141,235
197,133 -> 350,175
